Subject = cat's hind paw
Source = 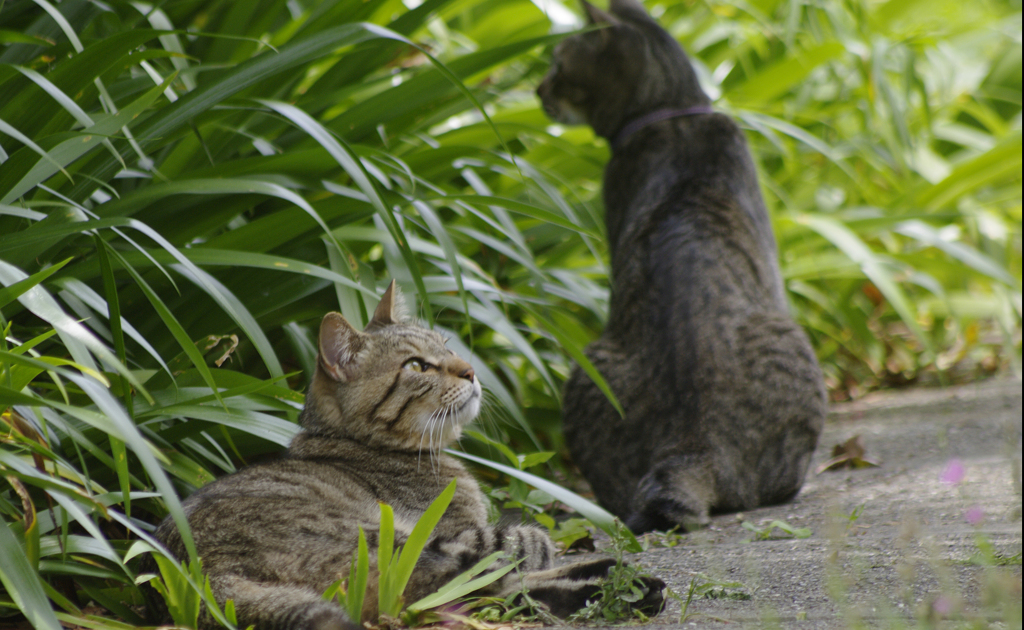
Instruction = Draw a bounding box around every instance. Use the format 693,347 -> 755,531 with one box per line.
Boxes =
631,575 -> 667,616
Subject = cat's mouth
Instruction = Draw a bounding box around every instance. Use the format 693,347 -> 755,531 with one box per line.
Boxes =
542,99 -> 588,127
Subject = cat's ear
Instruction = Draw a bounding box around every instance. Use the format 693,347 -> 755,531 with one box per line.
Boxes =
369,280 -> 408,327
318,312 -> 365,382
581,0 -> 619,25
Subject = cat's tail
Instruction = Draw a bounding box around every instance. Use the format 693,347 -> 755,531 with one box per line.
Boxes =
625,453 -> 716,534
197,575 -> 360,630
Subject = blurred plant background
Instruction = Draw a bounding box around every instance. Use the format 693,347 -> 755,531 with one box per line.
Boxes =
0,0 -> 1020,626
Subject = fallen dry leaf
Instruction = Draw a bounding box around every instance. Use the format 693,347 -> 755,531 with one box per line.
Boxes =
815,435 -> 882,474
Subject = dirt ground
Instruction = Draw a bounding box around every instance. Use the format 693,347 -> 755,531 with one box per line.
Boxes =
579,377 -> 1022,628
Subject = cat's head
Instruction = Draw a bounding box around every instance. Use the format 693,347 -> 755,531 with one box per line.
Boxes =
536,0 -> 709,139
301,281 -> 481,451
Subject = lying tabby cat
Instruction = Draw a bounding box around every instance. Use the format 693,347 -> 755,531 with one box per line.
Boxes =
537,0 -> 827,533
149,281 -> 663,630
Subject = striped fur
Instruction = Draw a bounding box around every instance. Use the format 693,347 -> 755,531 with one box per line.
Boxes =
537,0 -> 827,533
148,282 -> 663,630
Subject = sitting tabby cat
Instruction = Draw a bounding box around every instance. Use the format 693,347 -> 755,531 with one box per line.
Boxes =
148,281 -> 663,630
537,0 -> 827,533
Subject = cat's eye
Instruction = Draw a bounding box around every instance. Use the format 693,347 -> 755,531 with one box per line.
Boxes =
403,358 -> 434,372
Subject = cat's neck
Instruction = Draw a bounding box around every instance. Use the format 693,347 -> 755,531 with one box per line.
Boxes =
287,430 -> 435,460
611,106 -> 715,150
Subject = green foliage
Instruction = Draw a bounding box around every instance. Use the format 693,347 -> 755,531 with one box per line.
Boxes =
0,0 -> 1020,626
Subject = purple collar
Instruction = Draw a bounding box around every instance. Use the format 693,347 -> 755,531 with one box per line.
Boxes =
611,106 -> 715,150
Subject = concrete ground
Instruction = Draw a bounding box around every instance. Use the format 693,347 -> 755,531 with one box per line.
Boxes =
584,377 -> 1022,628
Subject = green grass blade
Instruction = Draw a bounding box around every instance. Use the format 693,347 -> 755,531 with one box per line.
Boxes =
168,262 -> 283,378
377,501 -> 396,615
0,117 -> 72,184
726,42 -> 845,104
141,404 -> 300,446
346,527 -> 369,622
520,303 -> 623,417
0,520 -> 63,630
0,257 -> 70,309
895,220 -> 1016,285
914,133 -> 1022,210
0,76 -> 172,205
431,194 -> 599,237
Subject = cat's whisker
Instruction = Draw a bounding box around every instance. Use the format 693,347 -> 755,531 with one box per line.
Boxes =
436,403 -> 455,472
418,407 -> 444,471
428,405 -> 446,476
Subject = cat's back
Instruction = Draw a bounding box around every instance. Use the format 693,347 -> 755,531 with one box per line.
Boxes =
606,113 -> 776,265
601,112 -> 790,342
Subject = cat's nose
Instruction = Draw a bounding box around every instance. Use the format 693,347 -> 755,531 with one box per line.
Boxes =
458,366 -> 475,382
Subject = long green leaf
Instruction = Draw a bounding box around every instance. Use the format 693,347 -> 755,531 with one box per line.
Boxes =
448,451 -> 622,539
407,551 -> 516,611
345,527 -> 369,622
0,520 -> 63,630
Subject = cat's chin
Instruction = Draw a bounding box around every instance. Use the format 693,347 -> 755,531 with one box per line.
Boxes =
458,385 -> 482,422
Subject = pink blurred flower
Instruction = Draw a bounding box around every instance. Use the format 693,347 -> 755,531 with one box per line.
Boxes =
932,596 -> 951,616
940,459 -> 965,486
965,506 -> 984,526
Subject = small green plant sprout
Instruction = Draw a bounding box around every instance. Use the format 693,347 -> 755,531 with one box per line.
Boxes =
642,526 -> 684,549
741,519 -> 812,542
831,503 -> 867,536
844,503 -> 866,524
669,573 -> 751,623
568,519 -> 657,623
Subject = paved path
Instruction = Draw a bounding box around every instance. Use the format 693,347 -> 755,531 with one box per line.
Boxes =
587,378 -> 1022,628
